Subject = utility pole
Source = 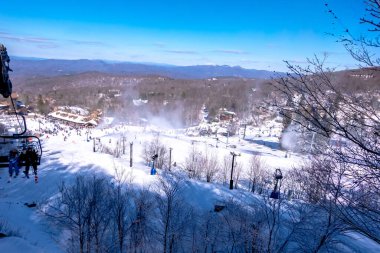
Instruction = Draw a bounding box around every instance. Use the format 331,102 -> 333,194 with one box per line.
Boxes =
129,142 -> 133,167
169,147 -> 173,171
229,152 -> 240,190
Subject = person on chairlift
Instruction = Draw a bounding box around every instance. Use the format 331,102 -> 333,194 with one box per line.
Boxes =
24,147 -> 38,178
8,149 -> 19,179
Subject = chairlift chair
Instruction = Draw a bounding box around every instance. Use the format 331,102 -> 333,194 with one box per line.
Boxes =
0,114 -> 42,167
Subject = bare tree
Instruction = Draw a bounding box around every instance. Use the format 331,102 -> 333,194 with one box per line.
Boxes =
219,199 -> 258,252
142,136 -> 169,170
127,187 -> 157,253
273,200 -> 348,253
246,155 -> 267,193
295,157 -> 350,252
110,167 -> 132,253
44,176 -> 89,253
155,173 -> 193,253
85,176 -> 112,253
201,146 -> 219,183
184,145 -> 203,179
325,0 -> 380,67
220,154 -> 231,185
43,175 -> 112,253
272,55 -> 380,243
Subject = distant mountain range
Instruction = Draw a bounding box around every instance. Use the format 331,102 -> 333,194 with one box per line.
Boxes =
10,57 -> 282,79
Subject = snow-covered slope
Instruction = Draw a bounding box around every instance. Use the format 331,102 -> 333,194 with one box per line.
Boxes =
0,117 -> 378,252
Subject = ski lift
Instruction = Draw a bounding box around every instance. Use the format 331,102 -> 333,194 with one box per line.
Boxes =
0,44 -> 43,167
0,114 -> 43,167
0,44 -> 12,98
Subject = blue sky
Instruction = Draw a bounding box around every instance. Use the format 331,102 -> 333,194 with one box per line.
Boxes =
0,0 -> 372,71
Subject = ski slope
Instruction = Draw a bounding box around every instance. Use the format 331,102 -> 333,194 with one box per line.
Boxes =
0,116 -> 378,252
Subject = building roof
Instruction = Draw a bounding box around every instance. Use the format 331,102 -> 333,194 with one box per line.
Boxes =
86,119 -> 98,126
219,108 -> 236,115
48,110 -> 97,125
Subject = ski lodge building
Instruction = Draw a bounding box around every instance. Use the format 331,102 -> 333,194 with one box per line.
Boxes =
218,108 -> 236,122
48,111 -> 98,127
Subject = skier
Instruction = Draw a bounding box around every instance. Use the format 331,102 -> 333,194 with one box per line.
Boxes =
24,146 -> 39,182
8,149 -> 20,182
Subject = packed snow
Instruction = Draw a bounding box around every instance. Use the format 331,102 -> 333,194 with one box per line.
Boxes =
0,115 -> 378,252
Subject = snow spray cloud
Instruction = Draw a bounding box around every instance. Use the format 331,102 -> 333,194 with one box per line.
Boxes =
280,124 -> 301,151
101,95 -> 187,129
141,100 -> 186,129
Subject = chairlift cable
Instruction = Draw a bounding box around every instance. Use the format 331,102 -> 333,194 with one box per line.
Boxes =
10,96 -> 24,134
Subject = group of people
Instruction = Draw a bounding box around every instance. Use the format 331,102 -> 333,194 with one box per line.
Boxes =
8,146 -> 39,180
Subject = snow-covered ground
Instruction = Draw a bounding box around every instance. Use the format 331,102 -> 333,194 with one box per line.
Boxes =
0,116 -> 378,252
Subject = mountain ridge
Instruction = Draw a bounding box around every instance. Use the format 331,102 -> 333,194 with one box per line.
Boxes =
9,57 -> 282,79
